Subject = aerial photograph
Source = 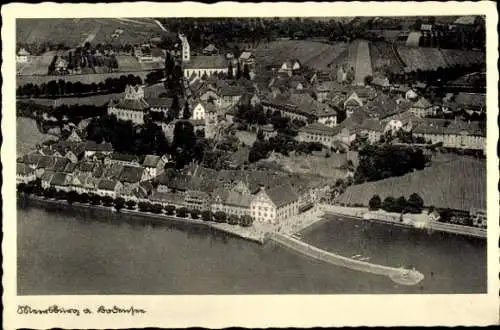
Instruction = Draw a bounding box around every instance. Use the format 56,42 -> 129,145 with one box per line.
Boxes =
16,16 -> 487,295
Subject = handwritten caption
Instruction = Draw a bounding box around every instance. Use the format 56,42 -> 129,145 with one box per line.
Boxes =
18,305 -> 146,316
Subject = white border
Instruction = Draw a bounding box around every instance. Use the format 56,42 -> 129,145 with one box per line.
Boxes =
2,2 -> 499,328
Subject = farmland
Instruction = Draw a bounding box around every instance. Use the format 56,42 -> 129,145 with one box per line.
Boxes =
17,18 -> 162,48
353,40 -> 372,84
116,55 -> 164,71
253,40 -> 347,71
369,42 -> 405,77
336,155 -> 486,211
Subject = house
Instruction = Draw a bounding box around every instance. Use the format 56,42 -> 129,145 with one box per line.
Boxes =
211,181 -> 254,217
17,48 -> 30,63
315,81 -> 341,103
142,155 -> 167,180
16,163 -> 36,184
119,165 -> 145,184
183,55 -> 228,79
50,172 -> 72,192
149,190 -> 186,208
191,101 -> 215,121
470,208 -> 486,228
453,93 -> 486,114
199,89 -> 221,106
97,179 -> 123,198
66,130 -> 83,143
260,124 -> 276,139
203,44 -> 218,55
106,153 -> 140,166
239,51 -> 255,69
185,190 -> 210,210
250,184 -> 300,225
55,58 -> 68,74
278,59 -> 301,76
84,140 -> 114,158
108,85 -> 150,125
148,98 -> 173,116
297,123 -> 341,148
219,86 -> 246,108
409,97 -> 433,117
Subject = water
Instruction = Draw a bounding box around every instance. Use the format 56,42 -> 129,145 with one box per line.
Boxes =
17,204 -> 486,295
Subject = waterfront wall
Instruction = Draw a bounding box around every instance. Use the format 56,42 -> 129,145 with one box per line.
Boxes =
268,232 -> 424,286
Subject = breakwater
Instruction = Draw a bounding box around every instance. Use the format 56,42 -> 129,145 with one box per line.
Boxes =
268,232 -> 424,286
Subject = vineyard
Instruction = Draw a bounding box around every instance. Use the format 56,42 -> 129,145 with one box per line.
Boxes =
253,40 -> 347,71
336,155 -> 486,211
369,42 -> 405,77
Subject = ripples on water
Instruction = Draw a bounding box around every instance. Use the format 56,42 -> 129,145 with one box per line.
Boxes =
17,204 -> 486,295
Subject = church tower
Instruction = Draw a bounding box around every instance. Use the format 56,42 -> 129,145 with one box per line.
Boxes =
179,33 -> 190,63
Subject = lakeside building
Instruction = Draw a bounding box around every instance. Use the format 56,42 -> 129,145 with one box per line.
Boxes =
297,123 -> 341,148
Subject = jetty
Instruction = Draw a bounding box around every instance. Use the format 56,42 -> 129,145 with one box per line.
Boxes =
267,232 -> 424,286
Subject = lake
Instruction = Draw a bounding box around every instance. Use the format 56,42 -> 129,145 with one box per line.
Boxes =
17,204 -> 486,295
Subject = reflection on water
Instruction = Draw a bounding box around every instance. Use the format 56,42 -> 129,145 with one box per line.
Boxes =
17,204 -> 486,295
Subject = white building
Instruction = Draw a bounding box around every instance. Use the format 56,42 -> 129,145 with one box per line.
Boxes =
179,33 -> 191,62
183,55 -> 228,79
108,85 -> 150,125
250,185 -> 300,225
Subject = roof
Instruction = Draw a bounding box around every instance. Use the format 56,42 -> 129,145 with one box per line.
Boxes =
184,55 -> 227,69
98,179 -> 120,191
147,98 -> 173,109
412,119 -> 485,137
406,32 -> 422,47
266,184 -> 299,208
41,170 -> 55,182
37,156 -> 57,169
83,140 -> 113,152
17,163 -> 34,176
299,123 -> 341,136
143,155 -> 162,168
50,172 -> 69,187
455,93 -> 485,108
18,48 -> 30,56
239,51 -> 253,60
203,44 -> 218,52
110,153 -> 138,162
104,164 -> 124,180
412,97 -> 432,109
92,164 -> 105,178
119,165 -> 144,183
219,85 -> 246,97
224,191 -> 253,208
52,158 -> 70,172
109,98 -> 149,111
77,161 -> 96,173
149,191 -> 185,205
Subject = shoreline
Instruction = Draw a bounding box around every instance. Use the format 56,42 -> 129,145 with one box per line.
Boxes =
18,195 -> 265,244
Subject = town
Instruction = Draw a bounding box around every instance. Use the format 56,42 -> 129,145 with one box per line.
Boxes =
16,16 -> 486,250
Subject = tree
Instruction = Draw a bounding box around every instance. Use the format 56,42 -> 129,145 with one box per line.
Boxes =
364,75 -> 373,86
439,208 -> 452,223
151,203 -> 163,214
114,197 -> 126,212
236,62 -> 242,80
138,201 -> 151,212
382,196 -> 396,212
90,194 -> 101,205
394,196 -> 407,213
182,101 -> 191,120
79,193 -> 90,204
66,191 -> 79,205
407,193 -> 424,214
228,61 -> 234,79
190,209 -> 200,219
201,210 -> 212,222
165,204 -> 176,215
176,207 -> 188,218
168,94 -> 180,121
368,195 -> 382,211
239,214 -> 254,227
125,200 -> 136,210
213,211 -> 227,223
242,63 -> 251,80
102,195 -> 114,207
228,214 -> 239,225
256,129 -> 265,140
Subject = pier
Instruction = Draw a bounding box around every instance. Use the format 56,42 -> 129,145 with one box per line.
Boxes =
267,232 -> 424,286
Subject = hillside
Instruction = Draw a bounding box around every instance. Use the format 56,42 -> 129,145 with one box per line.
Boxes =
336,156 -> 486,211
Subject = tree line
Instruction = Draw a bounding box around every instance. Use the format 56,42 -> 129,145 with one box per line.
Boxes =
368,193 -> 424,214
354,144 -> 429,184
17,74 -> 143,99
17,181 -> 254,228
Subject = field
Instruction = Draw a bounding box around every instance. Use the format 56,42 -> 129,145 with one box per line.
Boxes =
16,55 -> 54,75
17,117 -> 56,155
263,151 -> 351,179
116,55 -> 164,71
253,40 -> 347,71
17,70 -> 153,87
336,155 -> 486,211
353,40 -> 372,84
17,18 -> 162,47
